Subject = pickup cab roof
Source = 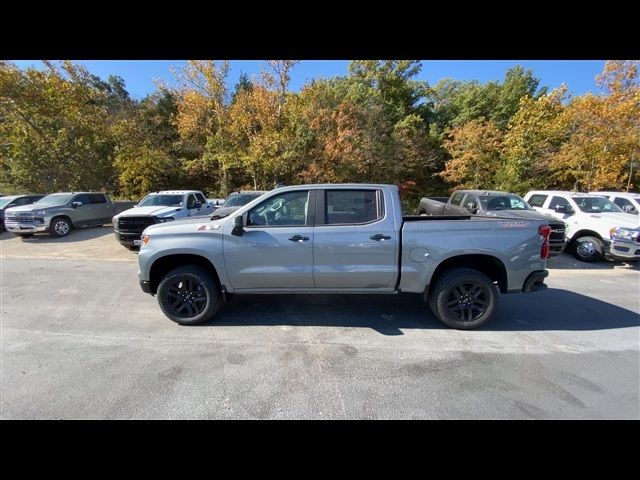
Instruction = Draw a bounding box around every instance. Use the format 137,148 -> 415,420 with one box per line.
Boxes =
147,190 -> 204,195
590,191 -> 640,198
527,190 -> 597,198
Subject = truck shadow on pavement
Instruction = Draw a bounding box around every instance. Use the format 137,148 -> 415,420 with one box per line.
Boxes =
14,225 -> 114,244
210,289 -> 640,335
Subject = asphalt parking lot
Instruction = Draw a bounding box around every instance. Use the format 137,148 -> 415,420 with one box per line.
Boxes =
1,226 -> 639,419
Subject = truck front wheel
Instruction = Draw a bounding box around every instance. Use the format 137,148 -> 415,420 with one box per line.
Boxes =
572,236 -> 602,262
157,266 -> 222,325
428,267 -> 498,330
50,217 -> 72,238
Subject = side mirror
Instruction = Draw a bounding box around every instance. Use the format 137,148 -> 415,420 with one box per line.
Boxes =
133,203 -> 138,208
623,205 -> 637,214
554,205 -> 567,213
231,215 -> 244,236
467,202 -> 479,214
72,201 -> 82,208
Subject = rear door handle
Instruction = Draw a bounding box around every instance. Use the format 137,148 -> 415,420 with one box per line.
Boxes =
288,235 -> 310,242
370,234 -> 392,241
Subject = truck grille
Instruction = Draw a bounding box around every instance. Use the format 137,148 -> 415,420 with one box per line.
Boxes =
5,212 -> 35,222
548,222 -> 565,240
117,216 -> 157,234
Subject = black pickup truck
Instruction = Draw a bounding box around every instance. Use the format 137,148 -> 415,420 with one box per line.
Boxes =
418,190 -> 567,256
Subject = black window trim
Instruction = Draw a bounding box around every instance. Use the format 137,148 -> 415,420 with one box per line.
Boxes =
244,189 -> 315,229
315,188 -> 385,227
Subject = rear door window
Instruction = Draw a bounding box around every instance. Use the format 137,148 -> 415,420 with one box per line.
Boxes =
74,194 -> 92,205
527,194 -> 548,208
613,197 -> 633,210
325,190 -> 381,225
89,194 -> 107,204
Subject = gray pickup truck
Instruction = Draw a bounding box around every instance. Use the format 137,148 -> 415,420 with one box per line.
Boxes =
137,184 -> 552,330
419,190 -> 567,256
4,192 -> 115,238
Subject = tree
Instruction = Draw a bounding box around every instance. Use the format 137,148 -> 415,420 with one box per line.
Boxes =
497,86 -> 568,194
550,61 -> 640,191
0,61 -> 117,193
440,120 -> 503,190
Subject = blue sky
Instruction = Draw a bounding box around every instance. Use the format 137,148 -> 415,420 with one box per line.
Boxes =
12,60 -> 607,99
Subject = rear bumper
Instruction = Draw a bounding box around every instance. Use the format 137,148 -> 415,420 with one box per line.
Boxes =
522,270 -> 549,293
604,238 -> 640,262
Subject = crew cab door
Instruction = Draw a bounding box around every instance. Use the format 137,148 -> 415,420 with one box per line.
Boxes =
313,188 -> 398,289
70,194 -> 94,225
191,192 -> 211,217
223,189 -> 315,290
89,194 -> 113,223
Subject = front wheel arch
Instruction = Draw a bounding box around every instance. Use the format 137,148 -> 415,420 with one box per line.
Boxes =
149,254 -> 221,295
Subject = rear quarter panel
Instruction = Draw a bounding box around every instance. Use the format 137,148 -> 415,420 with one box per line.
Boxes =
399,218 -> 547,293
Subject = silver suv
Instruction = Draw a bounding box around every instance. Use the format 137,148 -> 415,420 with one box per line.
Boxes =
4,192 -> 115,238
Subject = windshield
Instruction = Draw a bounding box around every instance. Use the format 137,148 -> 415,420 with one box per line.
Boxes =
35,194 -> 74,206
223,193 -> 261,207
479,195 -> 531,211
573,196 -> 623,213
0,196 -> 19,209
138,194 -> 183,207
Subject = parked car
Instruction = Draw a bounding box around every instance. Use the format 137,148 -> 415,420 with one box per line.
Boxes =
210,191 -> 267,219
112,190 -> 214,250
4,192 -> 115,238
0,194 -> 45,232
590,191 -> 640,215
524,190 -> 640,262
137,184 -> 552,330
418,190 -> 567,256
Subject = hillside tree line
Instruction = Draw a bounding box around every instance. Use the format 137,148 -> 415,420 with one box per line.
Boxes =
1,60 -> 638,206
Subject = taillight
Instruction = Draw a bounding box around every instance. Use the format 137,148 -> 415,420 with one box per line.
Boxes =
539,225 -> 551,259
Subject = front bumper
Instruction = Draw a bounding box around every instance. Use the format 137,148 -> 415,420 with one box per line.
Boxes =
139,280 -> 153,295
604,238 -> 640,262
4,221 -> 49,233
522,270 -> 549,293
113,229 -> 142,247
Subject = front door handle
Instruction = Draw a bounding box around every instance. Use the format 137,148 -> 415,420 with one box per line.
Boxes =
370,234 -> 391,241
288,235 -> 310,242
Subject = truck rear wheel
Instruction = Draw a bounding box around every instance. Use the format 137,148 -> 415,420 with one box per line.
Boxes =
157,265 -> 222,325
428,267 -> 497,330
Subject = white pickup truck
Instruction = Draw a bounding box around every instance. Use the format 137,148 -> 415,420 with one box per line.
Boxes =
524,190 -> 640,262
590,191 -> 640,215
113,190 -> 213,250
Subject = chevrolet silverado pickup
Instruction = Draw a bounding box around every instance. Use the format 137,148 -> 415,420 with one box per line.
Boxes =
4,192 -> 115,238
137,184 -> 552,330
524,190 -> 640,262
418,190 -> 566,256
112,190 -> 213,250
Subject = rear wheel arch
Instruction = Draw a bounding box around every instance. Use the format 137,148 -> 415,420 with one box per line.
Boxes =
149,254 -> 221,295
427,254 -> 508,297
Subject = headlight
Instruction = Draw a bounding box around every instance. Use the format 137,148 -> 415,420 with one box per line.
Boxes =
156,216 -> 175,223
610,227 -> 639,240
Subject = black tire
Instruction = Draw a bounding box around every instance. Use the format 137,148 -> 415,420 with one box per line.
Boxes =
157,265 -> 222,325
50,216 -> 72,238
572,235 -> 603,263
428,267 -> 498,330
16,233 -> 34,238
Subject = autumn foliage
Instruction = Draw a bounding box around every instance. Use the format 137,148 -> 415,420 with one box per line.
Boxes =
1,60 -> 638,202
